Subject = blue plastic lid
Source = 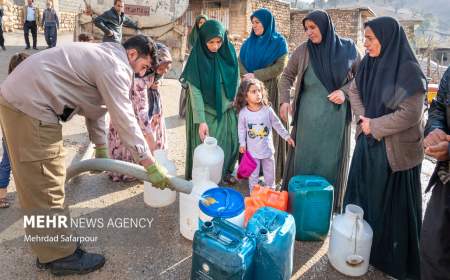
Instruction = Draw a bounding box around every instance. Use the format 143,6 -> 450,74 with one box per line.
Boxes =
199,187 -> 245,219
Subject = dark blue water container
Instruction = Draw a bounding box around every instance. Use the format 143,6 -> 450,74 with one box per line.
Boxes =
246,207 -> 296,280
191,218 -> 255,280
288,175 -> 334,241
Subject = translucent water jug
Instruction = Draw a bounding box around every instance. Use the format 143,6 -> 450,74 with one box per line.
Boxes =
191,218 -> 255,280
288,175 -> 334,241
246,207 -> 296,280
179,167 -> 217,240
193,137 -> 224,184
143,149 -> 177,207
328,204 -> 373,277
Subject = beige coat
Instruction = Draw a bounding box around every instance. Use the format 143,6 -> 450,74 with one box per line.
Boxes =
0,42 -> 150,162
23,4 -> 41,26
348,80 -> 424,172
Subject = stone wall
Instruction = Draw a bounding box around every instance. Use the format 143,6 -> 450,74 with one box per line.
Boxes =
182,0 -> 290,52
1,0 -> 78,32
228,0 -> 291,51
290,8 -> 363,51
250,0 -> 290,40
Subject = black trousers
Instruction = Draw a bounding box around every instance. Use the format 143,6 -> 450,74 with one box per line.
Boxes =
24,20 -> 37,48
44,25 -> 57,47
0,25 -> 4,47
420,181 -> 450,280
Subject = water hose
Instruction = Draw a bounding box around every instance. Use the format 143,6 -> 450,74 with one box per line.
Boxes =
66,158 -> 193,194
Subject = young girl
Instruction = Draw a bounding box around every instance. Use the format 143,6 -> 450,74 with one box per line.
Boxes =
0,52 -> 30,208
236,78 -> 295,190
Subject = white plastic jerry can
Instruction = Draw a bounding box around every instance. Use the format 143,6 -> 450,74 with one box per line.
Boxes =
328,204 -> 373,277
179,167 -> 217,240
193,136 -> 224,184
143,149 -> 177,208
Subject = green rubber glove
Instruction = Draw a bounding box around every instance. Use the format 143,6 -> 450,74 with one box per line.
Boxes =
146,163 -> 170,189
94,146 -> 108,158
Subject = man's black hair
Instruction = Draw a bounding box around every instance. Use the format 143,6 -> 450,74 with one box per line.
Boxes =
123,35 -> 158,68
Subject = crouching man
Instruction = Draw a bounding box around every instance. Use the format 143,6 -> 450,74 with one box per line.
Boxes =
0,35 -> 169,276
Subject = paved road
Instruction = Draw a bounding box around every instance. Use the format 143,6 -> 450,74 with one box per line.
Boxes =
0,31 -> 434,279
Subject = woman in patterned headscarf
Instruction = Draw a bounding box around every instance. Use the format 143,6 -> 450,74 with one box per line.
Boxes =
181,19 -> 239,183
146,43 -> 172,151
108,43 -> 172,181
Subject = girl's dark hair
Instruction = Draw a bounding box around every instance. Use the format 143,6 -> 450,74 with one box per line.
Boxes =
8,52 -> 30,74
78,33 -> 94,42
235,78 -> 269,112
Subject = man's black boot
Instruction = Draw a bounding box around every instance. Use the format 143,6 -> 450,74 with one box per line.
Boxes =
36,248 -> 105,276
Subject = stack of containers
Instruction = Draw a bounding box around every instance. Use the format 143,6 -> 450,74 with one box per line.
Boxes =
244,185 -> 288,226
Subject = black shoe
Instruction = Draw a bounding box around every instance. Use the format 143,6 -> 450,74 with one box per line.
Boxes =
1,46 -> 5,51
36,248 -> 105,276
25,46 -> 30,49
33,47 -> 38,50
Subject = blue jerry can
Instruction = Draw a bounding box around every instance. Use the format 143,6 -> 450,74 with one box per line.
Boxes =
191,218 -> 255,280
288,175 -> 334,241
246,207 -> 296,280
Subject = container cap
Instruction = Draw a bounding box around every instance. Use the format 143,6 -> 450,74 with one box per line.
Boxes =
199,187 -> 245,219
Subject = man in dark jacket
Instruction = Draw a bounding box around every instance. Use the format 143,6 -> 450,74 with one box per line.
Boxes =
94,0 -> 138,43
421,66 -> 450,280
0,6 -> 6,50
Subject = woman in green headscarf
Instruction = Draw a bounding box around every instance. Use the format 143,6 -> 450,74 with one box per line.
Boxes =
188,14 -> 208,49
179,14 -> 209,119
181,20 -> 240,183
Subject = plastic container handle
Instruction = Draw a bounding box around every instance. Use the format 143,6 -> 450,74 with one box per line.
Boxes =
265,213 -> 284,232
214,219 -> 246,241
305,179 -> 325,187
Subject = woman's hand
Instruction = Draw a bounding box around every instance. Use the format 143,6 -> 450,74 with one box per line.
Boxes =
239,146 -> 246,154
279,103 -> 292,123
425,139 -> 450,161
328,90 -> 345,105
198,122 -> 209,142
286,137 -> 295,147
359,116 -> 371,135
151,80 -> 160,90
424,128 -> 448,148
145,134 -> 158,152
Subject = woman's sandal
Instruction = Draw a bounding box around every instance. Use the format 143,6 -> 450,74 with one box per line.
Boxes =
223,174 -> 238,185
0,197 -> 10,208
